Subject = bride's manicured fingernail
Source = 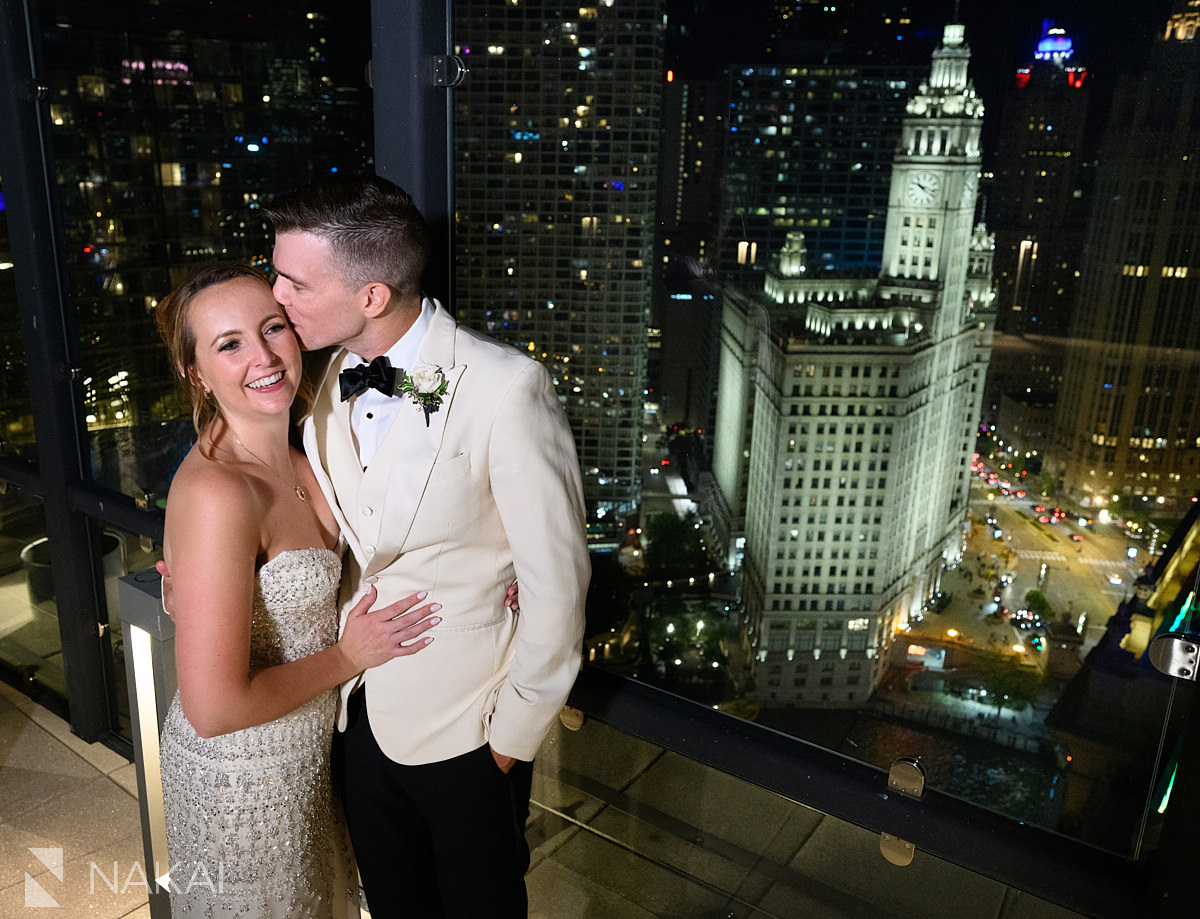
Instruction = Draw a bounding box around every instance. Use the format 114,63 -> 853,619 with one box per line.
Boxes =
417,591 -> 428,600
429,604 -> 442,612
429,617 -> 442,626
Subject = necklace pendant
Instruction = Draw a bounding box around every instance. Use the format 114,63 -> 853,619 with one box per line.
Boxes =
295,484 -> 308,501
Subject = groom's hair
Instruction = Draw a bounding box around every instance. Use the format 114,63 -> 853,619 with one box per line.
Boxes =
263,175 -> 430,301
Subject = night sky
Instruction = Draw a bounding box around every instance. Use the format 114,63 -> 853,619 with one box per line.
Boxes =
666,0 -> 1171,157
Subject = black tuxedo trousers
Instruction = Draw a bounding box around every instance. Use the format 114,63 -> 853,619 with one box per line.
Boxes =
333,689 -> 533,919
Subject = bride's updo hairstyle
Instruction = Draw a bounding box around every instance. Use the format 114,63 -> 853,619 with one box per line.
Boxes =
155,263 -> 311,436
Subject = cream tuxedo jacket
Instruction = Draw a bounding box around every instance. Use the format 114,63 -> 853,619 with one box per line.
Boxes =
302,300 -> 589,765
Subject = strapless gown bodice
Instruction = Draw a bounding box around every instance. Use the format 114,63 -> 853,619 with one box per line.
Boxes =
159,547 -> 357,918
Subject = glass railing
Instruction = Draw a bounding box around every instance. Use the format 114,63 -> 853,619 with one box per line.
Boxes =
574,495 -> 1200,868
0,480 -> 165,737
559,665 -> 1156,918
530,697 -> 1106,918
0,486 -> 58,697
120,570 -> 1158,919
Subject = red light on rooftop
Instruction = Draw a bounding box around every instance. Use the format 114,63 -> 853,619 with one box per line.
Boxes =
1067,68 -> 1088,89
1014,69 -> 1031,90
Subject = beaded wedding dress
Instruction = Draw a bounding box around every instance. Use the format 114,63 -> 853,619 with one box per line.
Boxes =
159,547 -> 358,918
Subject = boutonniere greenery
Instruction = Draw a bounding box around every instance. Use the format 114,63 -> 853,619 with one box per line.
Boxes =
399,362 -> 449,427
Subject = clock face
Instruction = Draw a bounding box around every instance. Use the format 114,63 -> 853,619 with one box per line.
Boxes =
961,174 -> 978,207
906,172 -> 941,206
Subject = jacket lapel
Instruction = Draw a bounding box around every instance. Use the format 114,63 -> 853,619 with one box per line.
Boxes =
304,348 -> 366,561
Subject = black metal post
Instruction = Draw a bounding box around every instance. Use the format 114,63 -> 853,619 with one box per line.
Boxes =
370,0 -> 455,306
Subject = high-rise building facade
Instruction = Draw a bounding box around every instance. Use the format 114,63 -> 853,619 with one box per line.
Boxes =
990,20 -> 1090,340
451,0 -> 666,521
30,1 -> 371,500
714,23 -> 993,706
715,62 -> 923,282
1050,3 -> 1200,512
653,77 -> 725,433
983,20 -> 1092,448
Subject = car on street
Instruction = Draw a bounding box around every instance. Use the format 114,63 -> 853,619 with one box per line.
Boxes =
1109,574 -> 1123,585
1071,533 -> 1083,542
1008,608 -> 1044,630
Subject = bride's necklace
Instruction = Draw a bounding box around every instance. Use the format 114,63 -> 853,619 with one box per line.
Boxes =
234,437 -> 308,502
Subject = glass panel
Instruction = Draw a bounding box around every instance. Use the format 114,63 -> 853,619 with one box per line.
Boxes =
449,1 -> 1192,861
529,716 -> 1090,918
0,175 -> 34,457
0,487 -> 61,699
36,0 -> 374,503
101,524 -> 163,742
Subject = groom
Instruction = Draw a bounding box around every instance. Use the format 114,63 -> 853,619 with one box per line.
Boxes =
264,176 -> 590,918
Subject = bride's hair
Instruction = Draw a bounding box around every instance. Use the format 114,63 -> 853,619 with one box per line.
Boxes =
156,262 -> 314,437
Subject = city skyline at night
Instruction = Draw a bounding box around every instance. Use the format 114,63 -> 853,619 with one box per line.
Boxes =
0,1 -> 1197,878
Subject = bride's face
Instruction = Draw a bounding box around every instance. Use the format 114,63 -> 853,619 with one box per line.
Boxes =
189,278 -> 302,424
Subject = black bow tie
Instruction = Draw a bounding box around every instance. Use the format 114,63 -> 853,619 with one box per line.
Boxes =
339,355 -> 398,402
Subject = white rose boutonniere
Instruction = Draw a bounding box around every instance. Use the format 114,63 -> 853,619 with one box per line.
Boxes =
399,362 -> 449,427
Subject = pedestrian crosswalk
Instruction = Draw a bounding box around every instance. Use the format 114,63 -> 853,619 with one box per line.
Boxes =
1014,549 -> 1127,578
1014,550 -> 1064,563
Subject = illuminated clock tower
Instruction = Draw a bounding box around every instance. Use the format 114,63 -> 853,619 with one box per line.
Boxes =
714,20 -> 995,708
878,22 -> 985,332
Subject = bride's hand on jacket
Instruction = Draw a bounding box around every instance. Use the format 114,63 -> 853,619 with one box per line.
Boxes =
338,586 -> 440,671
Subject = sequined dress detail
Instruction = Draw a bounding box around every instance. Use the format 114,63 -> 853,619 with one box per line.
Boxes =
159,547 -> 356,918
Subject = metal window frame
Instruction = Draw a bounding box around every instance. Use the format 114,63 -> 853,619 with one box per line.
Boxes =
370,0 -> 454,305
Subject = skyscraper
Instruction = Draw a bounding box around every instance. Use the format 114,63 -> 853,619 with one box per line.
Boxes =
451,0 -> 666,522
1050,2 -> 1200,513
713,22 -> 993,706
32,0 -> 371,499
981,20 -> 1092,459
715,61 -> 923,281
991,20 -> 1091,341
654,76 -> 725,434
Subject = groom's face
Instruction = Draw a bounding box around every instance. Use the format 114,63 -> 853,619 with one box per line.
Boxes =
271,231 -> 367,352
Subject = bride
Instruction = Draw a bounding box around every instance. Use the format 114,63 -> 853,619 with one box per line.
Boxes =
154,263 -> 440,917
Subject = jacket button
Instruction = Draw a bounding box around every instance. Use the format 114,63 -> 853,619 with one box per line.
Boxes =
364,545 -> 376,555
361,506 -> 374,517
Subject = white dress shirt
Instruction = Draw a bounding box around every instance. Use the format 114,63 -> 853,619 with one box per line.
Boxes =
348,297 -> 433,468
